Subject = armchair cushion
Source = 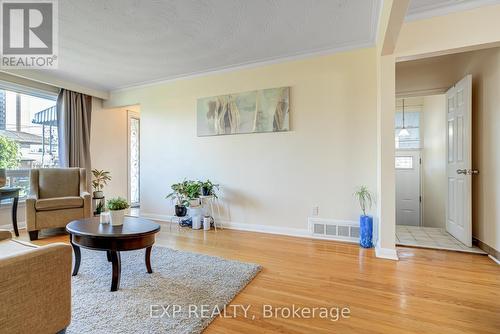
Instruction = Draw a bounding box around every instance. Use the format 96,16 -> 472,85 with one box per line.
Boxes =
0,239 -> 37,258
35,196 -> 84,211
38,168 -> 80,199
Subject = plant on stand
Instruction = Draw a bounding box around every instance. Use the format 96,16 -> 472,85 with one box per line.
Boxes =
91,169 -> 111,198
184,181 -> 202,207
166,181 -> 189,217
200,179 -> 219,197
107,197 -> 130,226
354,186 -> 374,248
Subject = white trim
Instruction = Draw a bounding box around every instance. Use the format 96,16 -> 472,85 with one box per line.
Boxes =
140,213 -> 368,244
488,255 -> 500,265
375,246 -> 399,260
110,39 -> 375,93
371,0 -> 383,46
405,0 -> 500,22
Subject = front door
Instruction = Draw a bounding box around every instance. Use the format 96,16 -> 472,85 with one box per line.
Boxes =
396,150 -> 421,226
446,75 -> 473,247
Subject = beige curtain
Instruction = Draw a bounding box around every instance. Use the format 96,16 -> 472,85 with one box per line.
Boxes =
57,89 -> 92,186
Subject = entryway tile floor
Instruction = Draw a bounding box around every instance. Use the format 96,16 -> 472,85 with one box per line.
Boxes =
396,225 -> 486,254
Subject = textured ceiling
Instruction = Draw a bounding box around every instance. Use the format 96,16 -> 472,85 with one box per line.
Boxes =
28,0 -> 381,91
406,0 -> 500,20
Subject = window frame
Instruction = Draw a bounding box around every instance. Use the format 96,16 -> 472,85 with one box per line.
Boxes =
0,80 -> 59,206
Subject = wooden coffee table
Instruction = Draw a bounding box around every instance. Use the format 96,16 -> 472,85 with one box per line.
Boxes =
66,217 -> 160,291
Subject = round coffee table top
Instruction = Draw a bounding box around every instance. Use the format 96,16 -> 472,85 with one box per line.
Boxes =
66,216 -> 160,238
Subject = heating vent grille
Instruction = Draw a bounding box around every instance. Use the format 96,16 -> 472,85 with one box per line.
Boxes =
308,218 -> 359,243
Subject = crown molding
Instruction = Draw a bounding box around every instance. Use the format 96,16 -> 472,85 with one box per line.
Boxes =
110,38 -> 375,94
405,0 -> 500,22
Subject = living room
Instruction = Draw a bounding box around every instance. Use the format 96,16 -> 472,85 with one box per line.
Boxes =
1,1 -> 499,333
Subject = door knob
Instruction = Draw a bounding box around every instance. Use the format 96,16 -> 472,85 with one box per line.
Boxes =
456,169 -> 467,175
467,169 -> 479,175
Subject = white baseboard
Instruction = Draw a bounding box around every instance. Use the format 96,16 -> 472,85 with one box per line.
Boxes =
375,246 -> 399,260
489,255 -> 500,265
140,212 -> 398,259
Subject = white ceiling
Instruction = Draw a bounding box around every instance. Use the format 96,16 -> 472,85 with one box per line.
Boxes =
406,0 -> 500,21
14,0 -> 381,92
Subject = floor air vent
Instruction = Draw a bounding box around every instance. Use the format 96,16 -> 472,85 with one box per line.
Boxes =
308,218 -> 359,243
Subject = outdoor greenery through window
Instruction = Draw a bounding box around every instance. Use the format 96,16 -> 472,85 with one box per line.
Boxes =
0,87 -> 58,197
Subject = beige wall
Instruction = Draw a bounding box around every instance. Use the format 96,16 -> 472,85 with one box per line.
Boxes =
421,95 -> 446,229
90,100 -> 138,200
105,48 -> 379,232
396,47 -> 500,250
395,4 -> 500,60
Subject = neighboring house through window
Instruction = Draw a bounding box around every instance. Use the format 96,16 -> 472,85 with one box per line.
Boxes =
0,82 -> 58,198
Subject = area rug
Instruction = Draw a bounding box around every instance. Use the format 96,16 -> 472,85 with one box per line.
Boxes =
67,246 -> 261,334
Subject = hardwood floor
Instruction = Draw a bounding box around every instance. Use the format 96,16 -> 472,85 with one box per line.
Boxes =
19,224 -> 500,334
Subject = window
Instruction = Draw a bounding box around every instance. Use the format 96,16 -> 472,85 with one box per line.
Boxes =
395,109 -> 420,149
395,156 -> 413,169
0,85 -> 58,197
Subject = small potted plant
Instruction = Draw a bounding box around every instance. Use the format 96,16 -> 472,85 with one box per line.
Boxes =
184,180 -> 202,207
166,181 -> 188,217
107,197 -> 130,226
354,186 -> 374,248
200,179 -> 219,197
91,169 -> 111,198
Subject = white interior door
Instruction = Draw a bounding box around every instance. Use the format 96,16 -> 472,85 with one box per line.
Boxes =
396,151 -> 421,226
446,75 -> 472,247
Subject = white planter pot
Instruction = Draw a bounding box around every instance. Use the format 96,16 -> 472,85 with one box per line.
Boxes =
93,190 -> 104,199
189,198 -> 200,207
110,209 -> 126,226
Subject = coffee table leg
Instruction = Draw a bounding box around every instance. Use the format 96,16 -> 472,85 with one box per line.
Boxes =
106,250 -> 112,262
70,239 -> 81,276
110,251 -> 121,292
145,246 -> 153,274
12,195 -> 19,237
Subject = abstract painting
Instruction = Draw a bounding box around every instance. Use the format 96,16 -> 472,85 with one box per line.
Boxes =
197,87 -> 289,136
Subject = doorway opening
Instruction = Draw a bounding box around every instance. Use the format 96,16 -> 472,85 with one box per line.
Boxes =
392,47 -> 500,254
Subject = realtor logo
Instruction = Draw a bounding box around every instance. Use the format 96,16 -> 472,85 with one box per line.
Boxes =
0,0 -> 58,68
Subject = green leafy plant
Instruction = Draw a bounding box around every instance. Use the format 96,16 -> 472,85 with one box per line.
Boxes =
107,197 -> 130,211
0,136 -> 20,169
91,169 -> 111,192
166,179 -> 206,206
200,179 -> 219,198
353,186 -> 374,216
184,181 -> 201,202
166,180 -> 189,205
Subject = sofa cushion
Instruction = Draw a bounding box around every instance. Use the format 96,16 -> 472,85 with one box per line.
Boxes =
0,239 -> 37,259
35,196 -> 84,211
38,168 -> 80,199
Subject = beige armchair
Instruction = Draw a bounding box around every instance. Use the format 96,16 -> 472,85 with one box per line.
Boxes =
26,168 -> 91,240
0,230 -> 72,333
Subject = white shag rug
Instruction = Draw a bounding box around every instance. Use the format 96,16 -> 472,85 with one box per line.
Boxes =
68,246 -> 261,334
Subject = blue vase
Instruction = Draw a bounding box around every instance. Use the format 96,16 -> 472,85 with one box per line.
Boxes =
359,215 -> 373,248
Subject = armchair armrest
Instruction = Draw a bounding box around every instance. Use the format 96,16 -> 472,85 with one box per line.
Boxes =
25,195 -> 38,232
0,229 -> 11,241
0,243 -> 72,334
81,191 -> 91,217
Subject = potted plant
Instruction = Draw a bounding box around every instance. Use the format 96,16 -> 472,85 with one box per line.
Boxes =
91,169 -> 111,198
166,181 -> 189,217
184,180 -> 202,207
354,186 -> 374,248
107,197 -> 130,226
200,179 -> 219,197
